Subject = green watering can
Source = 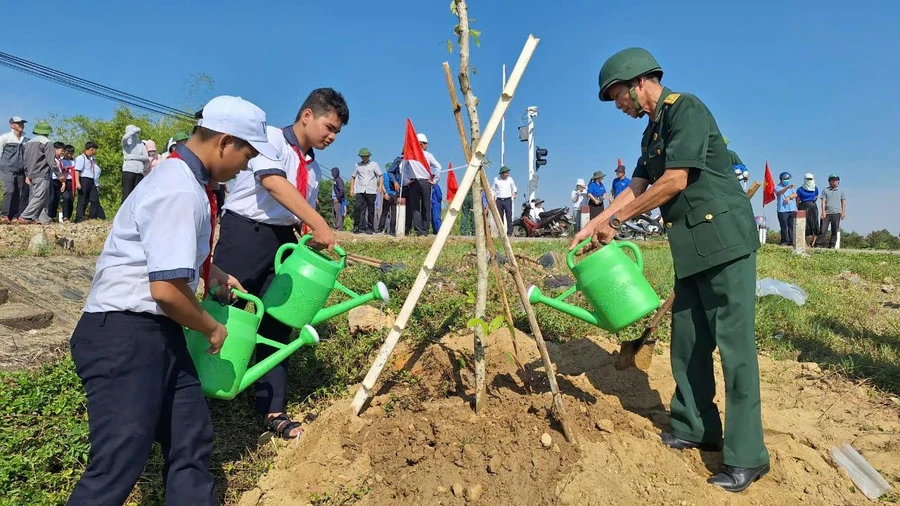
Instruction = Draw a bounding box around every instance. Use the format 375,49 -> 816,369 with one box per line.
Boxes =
260,235 -> 390,330
185,289 -> 320,400
527,238 -> 661,333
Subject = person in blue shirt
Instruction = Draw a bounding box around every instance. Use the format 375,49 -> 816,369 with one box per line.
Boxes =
379,162 -> 400,235
587,170 -> 607,219
774,172 -> 798,246
795,172 -> 820,244
610,164 -> 630,201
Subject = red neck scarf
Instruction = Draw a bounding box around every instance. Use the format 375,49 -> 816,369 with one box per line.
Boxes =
290,138 -> 310,236
168,150 -> 217,297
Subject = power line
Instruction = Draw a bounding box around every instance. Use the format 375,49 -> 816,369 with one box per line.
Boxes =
0,51 -> 194,120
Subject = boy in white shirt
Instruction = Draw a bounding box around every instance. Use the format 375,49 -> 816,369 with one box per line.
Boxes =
66,95 -> 280,506
214,87 -> 347,440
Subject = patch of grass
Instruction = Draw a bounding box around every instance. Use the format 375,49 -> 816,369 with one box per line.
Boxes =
1,237 -> 899,504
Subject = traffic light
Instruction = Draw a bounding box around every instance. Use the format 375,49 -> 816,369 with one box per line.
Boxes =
535,147 -> 548,169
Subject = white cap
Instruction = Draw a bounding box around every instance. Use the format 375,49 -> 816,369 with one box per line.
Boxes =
417,133 -> 428,143
9,116 -> 25,124
196,95 -> 281,161
576,178 -> 586,187
804,173 -> 814,179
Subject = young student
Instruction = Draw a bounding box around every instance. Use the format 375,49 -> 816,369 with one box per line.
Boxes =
47,141 -> 66,221
73,141 -> 102,222
66,95 -> 280,506
213,87 -> 347,439
60,145 -> 76,221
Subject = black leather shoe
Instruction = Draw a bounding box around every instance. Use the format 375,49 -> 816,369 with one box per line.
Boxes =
707,464 -> 770,492
661,432 -> 723,452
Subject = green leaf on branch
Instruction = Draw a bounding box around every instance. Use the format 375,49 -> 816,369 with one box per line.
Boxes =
447,40 -> 454,54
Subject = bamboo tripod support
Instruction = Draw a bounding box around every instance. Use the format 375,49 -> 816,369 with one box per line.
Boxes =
440,62 -> 531,392
350,35 -> 540,416
441,63 -> 575,442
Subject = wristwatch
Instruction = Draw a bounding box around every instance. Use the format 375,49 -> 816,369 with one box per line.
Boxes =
609,214 -> 622,229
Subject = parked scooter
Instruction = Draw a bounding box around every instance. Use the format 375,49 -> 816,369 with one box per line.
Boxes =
615,210 -> 664,241
512,202 -> 571,237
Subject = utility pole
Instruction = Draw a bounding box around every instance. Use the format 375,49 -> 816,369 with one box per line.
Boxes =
526,106 -> 538,203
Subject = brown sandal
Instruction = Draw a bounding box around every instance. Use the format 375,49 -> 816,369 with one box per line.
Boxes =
265,413 -> 303,439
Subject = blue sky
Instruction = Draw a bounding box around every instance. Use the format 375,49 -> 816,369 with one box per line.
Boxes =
2,0 -> 898,234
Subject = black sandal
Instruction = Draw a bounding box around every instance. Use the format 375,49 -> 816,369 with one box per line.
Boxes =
265,413 -> 304,440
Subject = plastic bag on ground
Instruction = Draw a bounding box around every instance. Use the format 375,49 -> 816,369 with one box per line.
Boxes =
756,278 -> 808,306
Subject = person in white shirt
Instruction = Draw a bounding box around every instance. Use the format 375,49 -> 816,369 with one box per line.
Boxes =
214,87 -> 346,440
67,95 -> 277,505
0,116 -> 30,223
121,124 -> 150,202
349,147 -> 386,234
570,178 -> 588,232
73,141 -> 103,222
492,165 -> 517,236
400,132 -> 441,236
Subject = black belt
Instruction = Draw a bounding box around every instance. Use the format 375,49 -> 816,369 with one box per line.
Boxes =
223,210 -> 295,231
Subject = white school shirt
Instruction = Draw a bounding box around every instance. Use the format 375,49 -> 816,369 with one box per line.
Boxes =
83,145 -> 213,315
75,154 -> 101,184
222,125 -> 320,226
400,150 -> 441,185
492,176 -> 517,199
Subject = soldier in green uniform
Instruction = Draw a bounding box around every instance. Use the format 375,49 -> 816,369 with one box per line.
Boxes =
570,47 -> 770,492
723,136 -> 750,191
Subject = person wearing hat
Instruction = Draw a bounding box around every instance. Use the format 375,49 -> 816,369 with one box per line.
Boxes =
570,179 -> 588,232
66,95 -> 278,505
529,198 -> 545,222
379,161 -> 401,235
121,125 -> 150,203
572,47 -> 770,492
796,173 -> 821,245
349,147 -> 385,234
491,165 -> 517,236
0,116 -> 30,223
815,174 -> 846,248
774,172 -> 798,246
723,136 -> 749,191
214,88 -> 344,441
611,164 -> 631,202
20,121 -> 58,224
400,132 -> 442,236
587,170 -> 607,219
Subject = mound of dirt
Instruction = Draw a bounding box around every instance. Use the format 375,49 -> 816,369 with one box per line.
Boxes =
243,327 -> 900,505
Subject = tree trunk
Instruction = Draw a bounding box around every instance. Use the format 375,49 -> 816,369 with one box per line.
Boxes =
455,0 -> 488,412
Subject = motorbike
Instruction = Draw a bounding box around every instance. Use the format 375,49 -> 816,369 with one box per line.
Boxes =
615,210 -> 665,241
512,203 -> 572,238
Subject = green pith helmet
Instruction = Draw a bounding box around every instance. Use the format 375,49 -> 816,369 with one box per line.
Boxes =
597,47 -> 663,102
172,131 -> 190,142
499,165 -> 511,174
32,121 -> 52,136
358,147 -> 371,157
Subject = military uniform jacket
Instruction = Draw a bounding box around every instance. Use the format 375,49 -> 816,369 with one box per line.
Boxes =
633,87 -> 758,279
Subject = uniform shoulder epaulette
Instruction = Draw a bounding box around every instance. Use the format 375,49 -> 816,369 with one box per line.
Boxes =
663,93 -> 681,105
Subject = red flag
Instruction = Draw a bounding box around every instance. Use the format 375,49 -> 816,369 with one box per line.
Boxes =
446,162 -> 458,201
763,161 -> 776,206
617,158 -> 622,166
402,118 -> 432,178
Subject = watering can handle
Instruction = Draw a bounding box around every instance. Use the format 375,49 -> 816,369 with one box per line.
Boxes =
298,234 -> 347,268
616,241 -> 644,272
231,289 -> 265,319
274,242 -> 297,272
567,237 -> 595,271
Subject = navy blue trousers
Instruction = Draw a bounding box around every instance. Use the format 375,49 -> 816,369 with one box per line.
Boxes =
67,311 -> 215,506
212,210 -> 296,416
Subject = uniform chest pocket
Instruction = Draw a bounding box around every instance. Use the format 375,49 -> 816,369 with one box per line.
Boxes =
644,134 -> 666,182
685,197 -> 737,256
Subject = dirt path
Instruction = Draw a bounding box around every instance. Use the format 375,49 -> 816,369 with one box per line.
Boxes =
243,328 -> 900,506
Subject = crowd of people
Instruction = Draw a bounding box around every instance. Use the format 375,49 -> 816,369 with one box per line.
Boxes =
773,171 -> 846,248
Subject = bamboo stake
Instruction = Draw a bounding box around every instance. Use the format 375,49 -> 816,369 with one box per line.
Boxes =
472,175 -> 489,413
443,61 -> 530,391
350,35 -> 540,415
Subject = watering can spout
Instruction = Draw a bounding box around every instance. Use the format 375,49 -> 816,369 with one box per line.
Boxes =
527,285 -> 604,329
238,325 -> 320,393
310,281 -> 390,326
